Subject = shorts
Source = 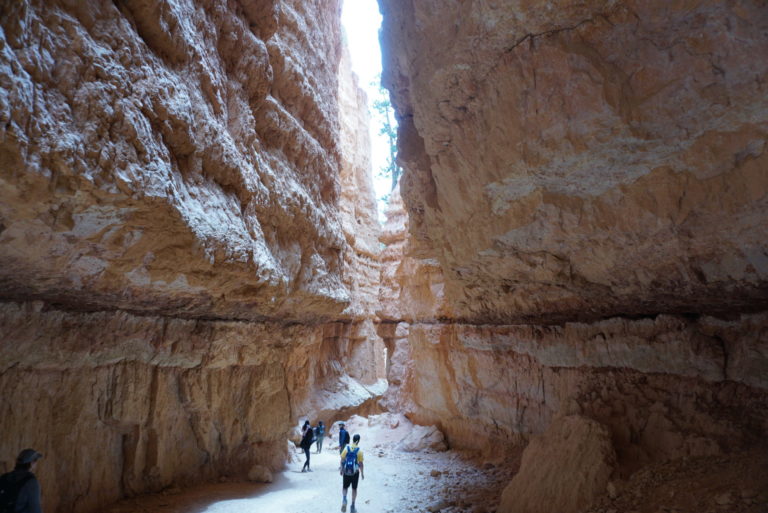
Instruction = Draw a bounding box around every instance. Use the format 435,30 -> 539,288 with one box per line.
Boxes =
342,471 -> 360,490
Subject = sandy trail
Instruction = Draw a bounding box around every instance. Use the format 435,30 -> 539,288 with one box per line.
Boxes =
105,415 -> 508,513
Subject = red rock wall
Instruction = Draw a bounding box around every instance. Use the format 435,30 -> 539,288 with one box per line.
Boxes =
0,1 -> 383,512
378,0 -> 768,468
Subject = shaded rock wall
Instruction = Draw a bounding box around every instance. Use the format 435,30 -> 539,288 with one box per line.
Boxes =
0,301 -> 380,513
394,316 -> 768,459
0,301 -> 300,512
380,0 -> 768,323
378,0 -> 768,472
499,415 -> 616,513
0,0 -> 383,512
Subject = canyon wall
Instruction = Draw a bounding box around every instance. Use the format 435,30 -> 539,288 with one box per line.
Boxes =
0,1 -> 381,512
0,0 -> 348,321
378,0 -> 768,472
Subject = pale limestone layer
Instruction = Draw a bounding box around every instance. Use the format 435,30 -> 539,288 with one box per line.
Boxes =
380,0 -> 768,323
386,315 -> 768,463
0,0 -> 357,322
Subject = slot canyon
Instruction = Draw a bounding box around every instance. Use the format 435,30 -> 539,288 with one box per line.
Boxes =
0,1 -> 766,512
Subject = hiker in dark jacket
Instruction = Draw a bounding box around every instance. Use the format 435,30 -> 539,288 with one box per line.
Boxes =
0,448 -> 43,513
300,423 -> 315,472
337,422 -> 350,454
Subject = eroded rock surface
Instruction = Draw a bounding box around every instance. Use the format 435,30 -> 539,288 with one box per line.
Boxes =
0,0 -> 352,322
384,313 -> 768,459
0,1 -> 383,512
377,1 -> 768,510
380,0 -> 768,323
0,301 -> 328,512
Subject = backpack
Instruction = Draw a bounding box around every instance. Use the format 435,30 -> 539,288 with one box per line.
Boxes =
342,445 -> 360,476
0,471 -> 34,513
300,428 -> 315,449
339,428 -> 349,448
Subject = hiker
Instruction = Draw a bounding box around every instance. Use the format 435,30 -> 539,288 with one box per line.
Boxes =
337,422 -> 350,454
315,421 -> 326,454
339,434 -> 364,513
300,422 -> 315,472
0,448 -> 43,513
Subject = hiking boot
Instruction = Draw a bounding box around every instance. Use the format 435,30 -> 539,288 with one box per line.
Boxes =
341,497 -> 347,512
350,505 -> 357,513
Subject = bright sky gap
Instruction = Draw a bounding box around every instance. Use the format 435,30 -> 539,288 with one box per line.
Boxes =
341,0 -> 393,222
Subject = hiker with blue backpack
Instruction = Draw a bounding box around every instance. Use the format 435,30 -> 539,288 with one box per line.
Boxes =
0,448 -> 43,513
339,434 -> 364,513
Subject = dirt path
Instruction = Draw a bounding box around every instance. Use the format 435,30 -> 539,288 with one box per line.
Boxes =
105,415 -> 510,513
104,413 -> 768,513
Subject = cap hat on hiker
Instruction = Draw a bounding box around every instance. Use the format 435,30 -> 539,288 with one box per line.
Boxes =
16,448 -> 43,464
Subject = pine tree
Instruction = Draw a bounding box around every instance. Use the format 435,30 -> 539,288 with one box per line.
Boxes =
371,77 -> 402,193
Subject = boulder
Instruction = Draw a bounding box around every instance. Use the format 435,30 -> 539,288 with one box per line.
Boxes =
247,465 -> 273,483
398,424 -> 448,452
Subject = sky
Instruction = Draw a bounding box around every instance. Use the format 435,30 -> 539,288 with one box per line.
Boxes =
341,0 -> 393,222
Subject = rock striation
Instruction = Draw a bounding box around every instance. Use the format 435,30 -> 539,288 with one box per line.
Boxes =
0,0 -> 350,322
378,0 -> 768,508
0,1 -> 383,512
0,301 -> 304,512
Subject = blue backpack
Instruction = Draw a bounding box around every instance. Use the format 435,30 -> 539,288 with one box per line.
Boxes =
342,445 -> 359,476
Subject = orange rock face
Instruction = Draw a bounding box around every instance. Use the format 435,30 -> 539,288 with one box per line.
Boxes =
499,415 -> 617,513
380,0 -> 768,323
0,0 -> 350,321
377,0 -> 768,498
0,1 -> 383,512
